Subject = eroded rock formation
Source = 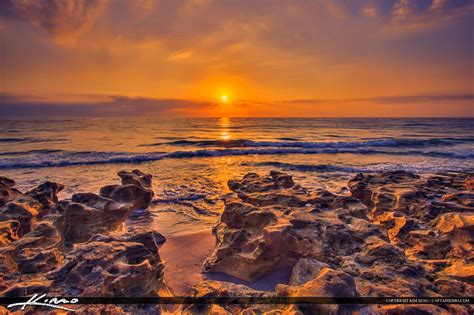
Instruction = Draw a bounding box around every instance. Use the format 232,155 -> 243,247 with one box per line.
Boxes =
0,170 -> 167,314
48,228 -> 167,296
1,168 -> 472,314
52,193 -> 132,247
100,169 -> 154,210
204,171 -> 386,284
201,170 -> 473,314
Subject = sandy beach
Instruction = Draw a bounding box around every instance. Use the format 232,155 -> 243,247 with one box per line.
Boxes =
160,230 -> 215,295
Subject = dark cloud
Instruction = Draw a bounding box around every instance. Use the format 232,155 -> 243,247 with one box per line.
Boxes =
0,0 -> 108,39
345,0 -> 474,18
0,93 -> 215,117
392,0 -> 473,19
361,93 -> 474,104
280,93 -> 474,104
386,0 -> 474,32
1,92 -> 472,118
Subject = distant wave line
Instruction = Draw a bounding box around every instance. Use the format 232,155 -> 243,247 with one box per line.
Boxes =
144,137 -> 474,149
0,147 -> 473,169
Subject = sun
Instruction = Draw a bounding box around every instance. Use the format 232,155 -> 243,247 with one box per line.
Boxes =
221,95 -> 228,103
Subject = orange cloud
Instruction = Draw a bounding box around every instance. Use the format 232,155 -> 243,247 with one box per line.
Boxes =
0,0 -> 472,117
168,51 -> 193,61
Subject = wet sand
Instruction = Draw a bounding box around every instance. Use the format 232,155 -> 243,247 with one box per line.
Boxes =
159,229 -> 293,295
160,229 -> 216,295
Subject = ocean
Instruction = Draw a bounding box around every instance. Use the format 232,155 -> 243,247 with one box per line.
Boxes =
1,117 -> 473,235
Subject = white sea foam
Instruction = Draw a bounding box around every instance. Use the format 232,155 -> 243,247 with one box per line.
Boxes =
0,147 -> 473,169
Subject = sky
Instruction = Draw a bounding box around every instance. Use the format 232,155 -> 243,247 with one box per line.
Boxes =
0,0 -> 473,117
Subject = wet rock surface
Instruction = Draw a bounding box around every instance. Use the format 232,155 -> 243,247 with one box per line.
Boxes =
48,229 -> 166,296
100,169 -> 155,210
0,176 -> 24,207
1,169 -> 472,314
200,170 -> 473,314
0,170 -> 168,314
53,193 -> 132,247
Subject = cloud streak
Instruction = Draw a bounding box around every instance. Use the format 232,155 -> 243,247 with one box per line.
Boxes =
0,93 -> 215,117
0,92 -> 472,118
0,0 -> 108,40
280,93 -> 474,105
386,0 -> 474,33
0,0 -> 472,117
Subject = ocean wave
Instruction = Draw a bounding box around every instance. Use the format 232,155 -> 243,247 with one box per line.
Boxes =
242,161 -> 364,173
0,137 -> 32,143
144,139 -> 248,147
245,161 -> 474,174
146,137 -> 472,149
167,147 -> 474,159
241,161 -> 474,173
0,137 -> 68,143
0,149 -> 64,156
277,137 -> 301,141
0,146 -> 473,169
0,151 -> 166,169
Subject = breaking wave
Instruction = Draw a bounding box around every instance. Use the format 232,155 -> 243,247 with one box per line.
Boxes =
146,137 -> 473,149
243,161 -> 474,174
0,146 -> 473,169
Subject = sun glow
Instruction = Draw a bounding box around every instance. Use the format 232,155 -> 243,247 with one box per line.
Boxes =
221,95 -> 228,103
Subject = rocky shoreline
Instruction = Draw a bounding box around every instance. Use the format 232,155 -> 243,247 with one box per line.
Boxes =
0,169 -> 472,314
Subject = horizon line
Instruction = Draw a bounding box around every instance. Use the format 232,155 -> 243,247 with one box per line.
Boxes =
1,116 -> 474,120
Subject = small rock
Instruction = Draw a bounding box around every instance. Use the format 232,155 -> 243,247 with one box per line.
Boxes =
118,169 -> 153,191
26,181 -> 64,209
270,170 -> 295,188
100,184 -> 154,210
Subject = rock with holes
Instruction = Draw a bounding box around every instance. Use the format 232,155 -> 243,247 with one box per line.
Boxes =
204,172 -> 385,283
0,176 -> 24,207
100,184 -> 153,210
0,198 -> 40,236
441,192 -> 474,207
347,171 -> 473,294
26,181 -> 64,210
99,170 -> 155,210
48,229 -> 167,296
277,268 -> 358,314
269,170 -> 295,188
290,258 -> 329,286
118,169 -> 154,191
52,193 -> 132,247
0,171 -> 172,314
204,170 -> 470,303
0,221 -> 62,274
434,212 -> 473,237
0,220 -> 19,245
466,175 -> 474,191
184,280 -> 279,314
